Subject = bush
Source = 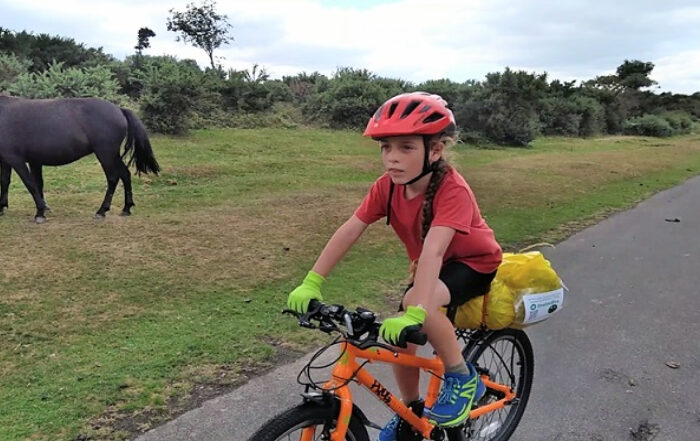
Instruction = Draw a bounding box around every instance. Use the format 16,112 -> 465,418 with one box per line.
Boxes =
622,114 -> 674,137
216,71 -> 292,113
660,111 -> 694,135
139,58 -> 215,134
6,61 -> 122,101
539,97 -> 582,136
228,102 -> 302,129
0,52 -> 30,91
302,68 -> 397,129
455,69 -> 547,146
539,95 -> 606,137
575,96 -> 606,137
415,79 -> 466,109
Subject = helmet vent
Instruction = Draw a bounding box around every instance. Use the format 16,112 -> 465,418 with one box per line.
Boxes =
373,105 -> 384,121
400,100 -> 422,119
388,102 -> 399,118
423,112 -> 446,123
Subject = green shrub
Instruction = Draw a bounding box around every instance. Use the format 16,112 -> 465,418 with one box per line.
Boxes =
539,97 -> 582,136
228,102 -> 302,129
0,52 -> 30,91
575,96 -> 606,137
455,69 -> 547,146
660,111 -> 694,135
622,114 -> 674,137
302,68 -> 398,129
139,58 -> 215,134
539,95 -> 606,137
6,61 -> 122,101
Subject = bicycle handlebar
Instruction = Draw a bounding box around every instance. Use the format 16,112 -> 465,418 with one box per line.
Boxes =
283,300 -> 428,348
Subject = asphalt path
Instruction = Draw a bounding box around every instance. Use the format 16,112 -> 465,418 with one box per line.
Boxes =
136,175 -> 700,441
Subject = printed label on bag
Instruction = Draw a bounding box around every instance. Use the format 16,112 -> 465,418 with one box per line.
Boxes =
522,288 -> 564,324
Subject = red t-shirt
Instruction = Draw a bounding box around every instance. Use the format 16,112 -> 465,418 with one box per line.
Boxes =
354,168 -> 502,273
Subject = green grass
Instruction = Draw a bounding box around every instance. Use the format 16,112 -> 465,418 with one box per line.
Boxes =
1,129 -> 700,440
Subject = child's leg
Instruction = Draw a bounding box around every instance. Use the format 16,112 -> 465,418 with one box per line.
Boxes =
392,343 -> 420,402
393,281 -> 463,403
402,281 -> 464,367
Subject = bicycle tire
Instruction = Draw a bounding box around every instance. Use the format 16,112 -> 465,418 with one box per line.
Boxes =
247,402 -> 370,441
460,329 -> 534,441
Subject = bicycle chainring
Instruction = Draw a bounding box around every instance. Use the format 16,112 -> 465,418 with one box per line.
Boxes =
397,398 -> 425,441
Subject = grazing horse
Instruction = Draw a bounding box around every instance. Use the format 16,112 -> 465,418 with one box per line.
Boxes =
0,96 -> 160,222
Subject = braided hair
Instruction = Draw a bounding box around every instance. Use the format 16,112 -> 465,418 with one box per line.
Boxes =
420,157 -> 450,241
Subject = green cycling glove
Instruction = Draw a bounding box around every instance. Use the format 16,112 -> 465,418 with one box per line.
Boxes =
287,270 -> 325,314
379,305 -> 427,347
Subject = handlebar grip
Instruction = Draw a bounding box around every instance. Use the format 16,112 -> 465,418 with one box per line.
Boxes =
405,330 -> 428,346
307,299 -> 322,312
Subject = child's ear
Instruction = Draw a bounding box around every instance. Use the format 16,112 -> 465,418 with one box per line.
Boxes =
430,141 -> 444,161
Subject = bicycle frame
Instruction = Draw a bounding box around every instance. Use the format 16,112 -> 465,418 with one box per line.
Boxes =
301,340 -> 517,441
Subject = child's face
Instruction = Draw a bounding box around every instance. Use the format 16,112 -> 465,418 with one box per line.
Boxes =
379,135 -> 441,184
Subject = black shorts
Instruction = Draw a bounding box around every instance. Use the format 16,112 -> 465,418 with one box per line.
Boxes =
400,261 -> 496,311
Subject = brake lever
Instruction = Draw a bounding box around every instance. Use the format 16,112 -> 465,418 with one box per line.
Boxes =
282,308 -> 317,329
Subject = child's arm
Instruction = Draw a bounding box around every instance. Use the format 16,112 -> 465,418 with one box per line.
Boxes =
409,226 -> 455,310
287,215 -> 368,313
312,215 -> 369,276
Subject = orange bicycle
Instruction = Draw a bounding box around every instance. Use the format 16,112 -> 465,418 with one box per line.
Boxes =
248,300 -> 533,441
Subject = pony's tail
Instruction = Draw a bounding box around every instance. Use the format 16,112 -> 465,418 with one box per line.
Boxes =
120,108 -> 160,175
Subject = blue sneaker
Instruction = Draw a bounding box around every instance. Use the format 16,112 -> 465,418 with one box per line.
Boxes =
377,414 -> 400,441
425,363 -> 486,427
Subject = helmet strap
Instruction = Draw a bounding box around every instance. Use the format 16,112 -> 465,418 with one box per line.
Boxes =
404,136 -> 435,185
386,137 -> 437,226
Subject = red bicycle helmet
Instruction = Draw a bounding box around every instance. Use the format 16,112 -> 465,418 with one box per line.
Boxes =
363,92 -> 456,138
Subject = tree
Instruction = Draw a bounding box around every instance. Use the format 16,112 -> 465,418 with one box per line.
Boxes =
166,0 -> 233,69
135,27 -> 156,56
0,27 -> 113,73
616,60 -> 656,90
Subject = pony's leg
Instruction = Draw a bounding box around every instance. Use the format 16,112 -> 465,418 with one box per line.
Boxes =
29,163 -> 50,211
95,156 -> 120,218
6,159 -> 47,222
0,160 -> 10,215
118,160 -> 134,216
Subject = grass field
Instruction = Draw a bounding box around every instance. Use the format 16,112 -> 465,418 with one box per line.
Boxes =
2,129 -> 700,440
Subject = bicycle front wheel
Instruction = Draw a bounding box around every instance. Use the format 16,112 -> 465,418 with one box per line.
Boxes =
247,402 -> 370,441
461,329 -> 534,441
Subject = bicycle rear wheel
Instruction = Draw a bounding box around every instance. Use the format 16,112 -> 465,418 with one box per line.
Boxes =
247,402 -> 370,441
460,329 -> 534,441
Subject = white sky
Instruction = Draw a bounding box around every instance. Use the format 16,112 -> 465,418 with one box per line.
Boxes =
2,0 -> 699,94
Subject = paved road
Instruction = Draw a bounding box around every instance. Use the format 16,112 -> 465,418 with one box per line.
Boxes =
136,175 -> 700,441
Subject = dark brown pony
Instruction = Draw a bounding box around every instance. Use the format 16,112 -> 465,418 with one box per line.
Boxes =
0,96 -> 159,223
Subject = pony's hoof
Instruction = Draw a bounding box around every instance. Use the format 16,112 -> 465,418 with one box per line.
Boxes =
94,213 -> 106,220
0,207 -> 5,216
119,211 -> 131,216
35,216 -> 47,224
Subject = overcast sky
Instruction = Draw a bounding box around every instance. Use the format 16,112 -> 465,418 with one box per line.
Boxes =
2,0 -> 699,94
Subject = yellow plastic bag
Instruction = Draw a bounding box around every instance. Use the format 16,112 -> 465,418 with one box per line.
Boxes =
497,252 -> 560,293
451,279 -> 515,330
451,251 -> 563,330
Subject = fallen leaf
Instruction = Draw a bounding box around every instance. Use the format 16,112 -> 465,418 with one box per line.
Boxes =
665,361 -> 680,369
